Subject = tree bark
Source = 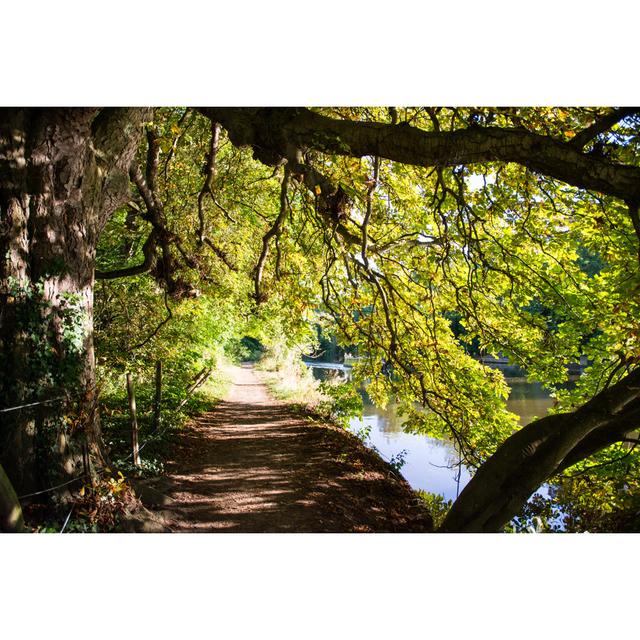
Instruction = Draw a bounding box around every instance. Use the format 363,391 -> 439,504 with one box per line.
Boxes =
0,108 -> 149,497
0,462 -> 25,532
439,369 -> 640,532
200,107 -> 640,204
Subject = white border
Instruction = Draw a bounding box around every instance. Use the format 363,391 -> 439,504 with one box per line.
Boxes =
4,1 -> 639,105
2,2 -> 639,636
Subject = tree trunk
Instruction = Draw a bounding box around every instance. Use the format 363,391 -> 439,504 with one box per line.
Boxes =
439,369 -> 640,532
0,462 -> 25,532
0,108 -> 149,498
199,108 -> 640,204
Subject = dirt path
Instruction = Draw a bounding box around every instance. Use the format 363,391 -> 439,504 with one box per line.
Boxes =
144,364 -> 431,532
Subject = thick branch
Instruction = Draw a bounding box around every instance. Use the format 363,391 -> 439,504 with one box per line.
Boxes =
254,170 -> 289,302
278,147 -> 362,245
199,107 -> 640,204
129,163 -> 177,292
146,126 -> 161,193
570,107 -> 640,149
95,227 -> 158,280
197,121 -> 221,243
556,399 -> 640,473
90,108 -> 153,224
129,163 -> 160,219
439,368 -> 640,532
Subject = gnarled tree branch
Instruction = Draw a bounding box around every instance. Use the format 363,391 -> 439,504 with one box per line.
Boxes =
95,229 -> 158,280
199,107 -> 640,204
254,169 -> 290,302
129,163 -> 178,292
439,368 -> 640,532
197,121 -> 221,243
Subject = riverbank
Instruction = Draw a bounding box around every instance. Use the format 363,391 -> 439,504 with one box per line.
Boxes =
133,364 -> 433,532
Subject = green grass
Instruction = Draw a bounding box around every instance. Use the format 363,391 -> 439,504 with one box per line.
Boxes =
100,361 -> 232,478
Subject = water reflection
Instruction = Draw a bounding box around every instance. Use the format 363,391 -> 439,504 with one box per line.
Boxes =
308,364 -> 556,501
353,398 -> 472,500
507,380 -> 554,427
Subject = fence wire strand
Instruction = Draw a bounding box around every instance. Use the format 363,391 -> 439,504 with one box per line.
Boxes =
0,396 -> 66,414
11,370 -> 205,532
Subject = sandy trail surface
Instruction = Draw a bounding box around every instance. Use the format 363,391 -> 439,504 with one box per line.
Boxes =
148,364 -> 431,532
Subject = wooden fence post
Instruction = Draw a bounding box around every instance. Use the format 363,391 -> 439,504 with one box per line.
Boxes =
153,360 -> 162,432
126,373 -> 141,466
81,441 -> 90,481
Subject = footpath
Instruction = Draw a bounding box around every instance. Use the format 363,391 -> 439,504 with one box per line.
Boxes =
137,364 -> 432,533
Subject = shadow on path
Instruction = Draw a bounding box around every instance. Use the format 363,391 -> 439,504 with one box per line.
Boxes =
146,365 -> 432,532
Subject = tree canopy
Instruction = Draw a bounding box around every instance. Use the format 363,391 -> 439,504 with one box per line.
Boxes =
2,106 -> 640,532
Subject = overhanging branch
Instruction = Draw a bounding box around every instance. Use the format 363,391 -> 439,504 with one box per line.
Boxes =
439,368 -> 640,532
197,121 -> 221,243
254,169 -> 290,302
199,107 -> 640,204
95,229 -> 158,280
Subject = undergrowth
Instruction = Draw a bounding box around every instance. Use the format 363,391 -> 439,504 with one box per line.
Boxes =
255,352 -> 362,427
26,363 -> 232,533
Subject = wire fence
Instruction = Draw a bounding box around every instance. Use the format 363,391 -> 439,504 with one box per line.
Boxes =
59,505 -> 74,534
14,420 -> 169,498
18,476 -> 84,500
0,396 -> 66,414
7,372 -> 203,532
0,396 -> 77,502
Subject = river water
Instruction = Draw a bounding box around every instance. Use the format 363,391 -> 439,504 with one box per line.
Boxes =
308,364 -> 555,501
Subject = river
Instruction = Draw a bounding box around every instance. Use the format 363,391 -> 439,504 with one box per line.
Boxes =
307,364 -> 555,501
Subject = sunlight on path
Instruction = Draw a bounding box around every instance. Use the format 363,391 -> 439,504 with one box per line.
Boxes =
153,365 -> 430,533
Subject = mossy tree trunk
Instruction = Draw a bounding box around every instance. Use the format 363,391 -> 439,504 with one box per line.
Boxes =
0,108 -> 149,498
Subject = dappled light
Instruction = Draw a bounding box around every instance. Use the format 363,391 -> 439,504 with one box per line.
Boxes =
151,365 -> 430,533
2,106 -> 640,533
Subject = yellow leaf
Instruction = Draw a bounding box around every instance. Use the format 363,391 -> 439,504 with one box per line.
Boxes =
565,130 -> 575,139
314,185 -> 322,196
79,486 -> 85,496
